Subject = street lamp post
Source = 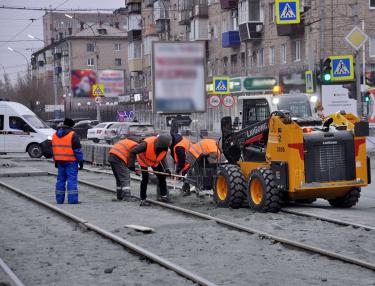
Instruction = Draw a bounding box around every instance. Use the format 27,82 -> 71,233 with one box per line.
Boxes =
8,47 -> 30,79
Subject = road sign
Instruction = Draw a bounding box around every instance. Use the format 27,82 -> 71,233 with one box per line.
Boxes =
45,105 -> 64,112
345,26 -> 368,51
213,77 -> 230,94
276,0 -> 300,25
330,55 -> 354,81
92,84 -> 105,97
208,94 -> 221,108
94,97 -> 102,104
222,95 -> 235,107
166,116 -> 192,127
305,70 -> 314,93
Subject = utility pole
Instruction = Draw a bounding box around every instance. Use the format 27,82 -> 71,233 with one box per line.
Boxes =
353,2 -> 362,117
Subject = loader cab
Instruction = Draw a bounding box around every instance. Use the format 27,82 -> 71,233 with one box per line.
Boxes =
237,93 -> 315,129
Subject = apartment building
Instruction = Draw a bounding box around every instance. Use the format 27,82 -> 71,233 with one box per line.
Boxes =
31,12 -> 128,106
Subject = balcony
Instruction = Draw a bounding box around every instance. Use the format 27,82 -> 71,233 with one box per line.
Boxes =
192,4 -> 208,18
220,0 -> 238,9
222,31 -> 240,48
128,3 -> 141,13
128,30 -> 142,41
144,0 -> 155,7
128,59 -> 143,72
178,11 -> 191,25
277,20 -> 305,36
156,19 -> 170,33
238,22 -> 263,41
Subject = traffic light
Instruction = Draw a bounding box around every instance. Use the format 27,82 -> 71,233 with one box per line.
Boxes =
364,92 -> 371,102
365,71 -> 375,87
322,58 -> 332,82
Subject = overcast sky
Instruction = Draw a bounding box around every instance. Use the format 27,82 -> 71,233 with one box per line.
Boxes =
0,0 -> 124,81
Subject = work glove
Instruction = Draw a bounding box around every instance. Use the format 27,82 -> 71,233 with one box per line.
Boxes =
54,161 -> 58,169
135,169 -> 141,176
79,161 -> 84,170
128,166 -> 135,172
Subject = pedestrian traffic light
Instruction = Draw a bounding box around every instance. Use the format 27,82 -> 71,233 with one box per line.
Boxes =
364,92 -> 371,102
322,58 -> 332,82
365,71 -> 375,87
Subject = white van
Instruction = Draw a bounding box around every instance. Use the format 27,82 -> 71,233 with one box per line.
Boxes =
0,100 -> 55,158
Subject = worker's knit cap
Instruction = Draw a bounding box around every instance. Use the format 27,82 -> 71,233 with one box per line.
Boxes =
63,118 -> 75,128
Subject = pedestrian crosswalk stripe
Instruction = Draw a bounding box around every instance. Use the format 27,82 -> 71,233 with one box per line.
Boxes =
333,60 -> 350,75
215,80 -> 227,91
280,3 -> 296,18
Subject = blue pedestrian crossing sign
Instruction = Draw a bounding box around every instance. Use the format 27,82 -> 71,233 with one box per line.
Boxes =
276,0 -> 300,25
213,77 -> 230,94
330,55 -> 354,81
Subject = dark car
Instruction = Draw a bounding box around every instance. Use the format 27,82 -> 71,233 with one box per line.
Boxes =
74,120 -> 99,139
104,122 -> 156,144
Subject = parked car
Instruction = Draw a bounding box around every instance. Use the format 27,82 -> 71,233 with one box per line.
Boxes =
87,122 -> 117,143
104,122 -> 156,145
46,118 -> 64,129
74,120 -> 99,139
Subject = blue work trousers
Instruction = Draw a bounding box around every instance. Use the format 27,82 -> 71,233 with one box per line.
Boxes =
55,161 -> 79,204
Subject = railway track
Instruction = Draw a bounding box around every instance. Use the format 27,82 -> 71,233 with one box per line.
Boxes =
42,169 -> 375,272
0,257 -> 26,286
80,166 -> 375,232
0,181 -> 216,286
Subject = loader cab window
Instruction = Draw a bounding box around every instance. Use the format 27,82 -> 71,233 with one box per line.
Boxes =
277,96 -> 312,118
0,115 -> 3,130
242,99 -> 270,127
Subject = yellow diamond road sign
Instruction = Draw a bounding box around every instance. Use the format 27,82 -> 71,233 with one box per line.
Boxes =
92,84 -> 105,97
345,26 -> 368,51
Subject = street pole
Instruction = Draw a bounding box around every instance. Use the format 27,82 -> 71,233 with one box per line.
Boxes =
354,2 -> 362,117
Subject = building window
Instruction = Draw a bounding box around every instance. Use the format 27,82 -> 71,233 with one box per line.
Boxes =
87,43 -> 95,52
293,40 -> 301,61
87,58 -> 95,66
370,36 -> 375,57
269,46 -> 275,66
115,43 -> 121,51
269,3 -> 275,23
231,54 -> 237,73
249,0 -> 261,22
281,44 -> 287,64
370,0 -> 375,8
214,23 -> 218,39
256,49 -> 264,67
241,52 -> 246,71
115,58 -> 122,66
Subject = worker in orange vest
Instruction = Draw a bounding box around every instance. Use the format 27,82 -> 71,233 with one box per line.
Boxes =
128,134 -> 172,206
52,118 -> 83,204
186,138 -> 221,168
108,137 -> 139,201
170,131 -> 192,196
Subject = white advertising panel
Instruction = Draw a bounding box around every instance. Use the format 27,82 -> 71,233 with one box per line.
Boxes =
321,85 -> 357,117
152,42 -> 206,113
98,70 -> 125,98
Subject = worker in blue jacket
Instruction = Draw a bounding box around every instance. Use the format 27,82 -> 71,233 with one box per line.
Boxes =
52,118 -> 84,204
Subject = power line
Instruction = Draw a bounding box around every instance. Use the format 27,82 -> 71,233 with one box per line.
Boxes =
0,5 -> 116,12
0,40 -> 40,43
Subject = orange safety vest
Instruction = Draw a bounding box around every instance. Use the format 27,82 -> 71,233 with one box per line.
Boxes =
189,139 -> 220,160
173,137 -> 191,173
137,136 -> 167,168
52,131 -> 76,161
109,138 -> 138,165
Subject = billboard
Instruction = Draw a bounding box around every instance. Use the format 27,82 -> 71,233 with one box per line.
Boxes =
98,70 -> 125,97
71,69 -> 97,97
152,42 -> 206,113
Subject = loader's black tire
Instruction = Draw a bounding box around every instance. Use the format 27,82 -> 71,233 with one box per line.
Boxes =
247,168 -> 282,213
214,164 -> 246,209
328,188 -> 361,208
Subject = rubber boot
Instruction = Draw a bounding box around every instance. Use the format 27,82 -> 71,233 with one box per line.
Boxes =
122,187 -> 131,201
116,187 -> 123,200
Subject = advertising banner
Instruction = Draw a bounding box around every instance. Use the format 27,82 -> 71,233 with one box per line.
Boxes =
152,42 -> 206,113
71,69 -> 96,97
98,70 -> 125,97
